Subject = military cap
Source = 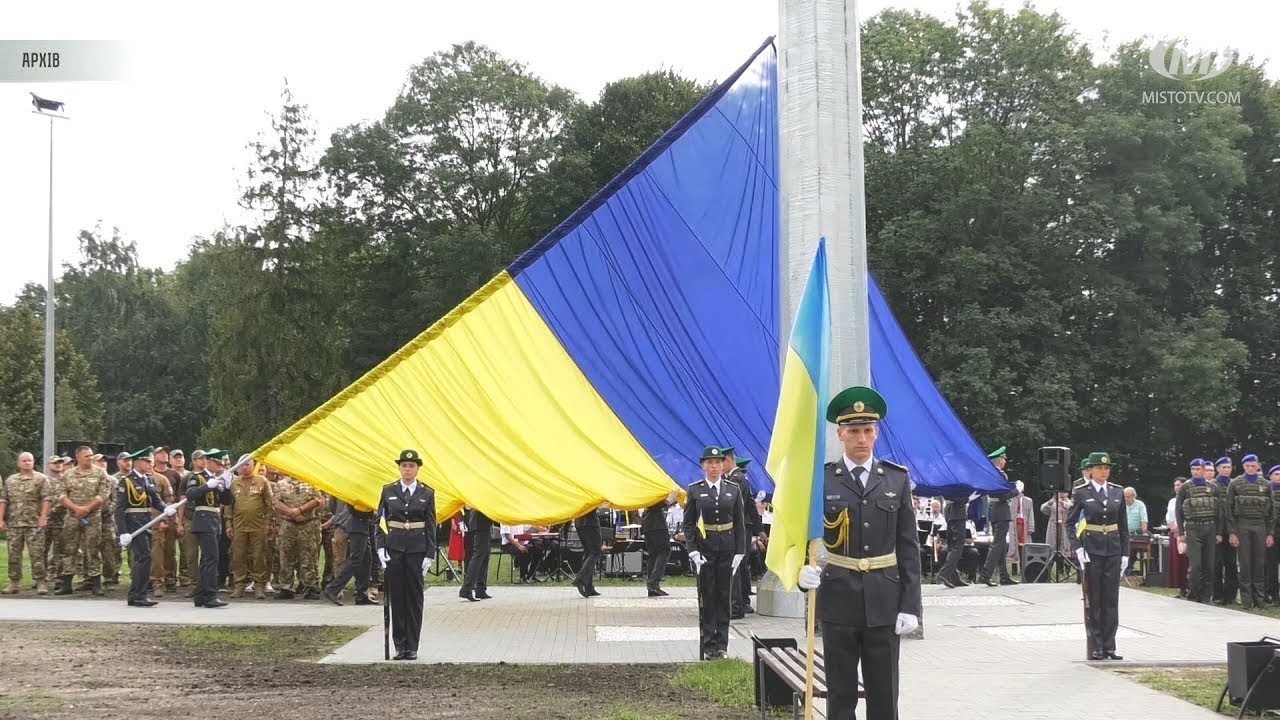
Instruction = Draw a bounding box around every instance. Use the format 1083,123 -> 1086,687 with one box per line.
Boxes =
1083,451 -> 1112,469
116,451 -> 131,462
190,450 -> 205,460
91,453 -> 104,461
1080,457 -> 1090,471
170,448 -> 184,457
1215,456 -> 1232,467
987,446 -> 1008,459
128,445 -> 155,461
204,448 -> 230,462
736,456 -> 752,468
1241,453 -> 1258,464
1269,465 -> 1280,476
397,449 -> 423,466
699,446 -> 725,462
154,446 -> 169,454
48,456 -> 64,465
60,455 -> 73,465
826,386 -> 887,425
720,446 -> 736,456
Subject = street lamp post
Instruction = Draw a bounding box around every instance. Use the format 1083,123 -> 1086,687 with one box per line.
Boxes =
31,93 -> 67,470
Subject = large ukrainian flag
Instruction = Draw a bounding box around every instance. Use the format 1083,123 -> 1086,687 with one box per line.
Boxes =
763,239 -> 831,591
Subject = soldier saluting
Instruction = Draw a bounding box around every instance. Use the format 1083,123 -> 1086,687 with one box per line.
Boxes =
114,447 -> 180,607
795,385 -> 922,720
682,446 -> 746,661
374,449 -> 437,661
1065,452 -> 1128,660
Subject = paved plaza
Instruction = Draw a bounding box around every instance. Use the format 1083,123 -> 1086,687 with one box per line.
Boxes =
3,581 -> 1277,718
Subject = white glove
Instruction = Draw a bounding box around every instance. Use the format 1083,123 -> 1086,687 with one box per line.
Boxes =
378,548 -> 390,568
458,521 -> 468,534
731,554 -> 745,574
968,492 -> 981,501
205,476 -> 223,491
422,558 -> 430,574
118,533 -> 132,547
1120,556 -> 1129,576
162,504 -> 178,517
798,565 -> 822,590
895,613 -> 919,636
1076,548 -> 1089,565
689,551 -> 705,573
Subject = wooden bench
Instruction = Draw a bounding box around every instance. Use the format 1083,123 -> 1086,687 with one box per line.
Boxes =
755,644 -> 863,720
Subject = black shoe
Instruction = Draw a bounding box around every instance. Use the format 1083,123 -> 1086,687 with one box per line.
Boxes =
1000,577 -> 1019,585
202,598 -> 228,608
648,589 -> 663,597
573,580 -> 590,598
731,612 -> 745,620
392,650 -> 408,660
303,588 -> 321,601
91,576 -> 105,597
323,588 -> 343,606
940,576 -> 957,589
1090,650 -> 1104,660
354,594 -> 376,606
656,588 -> 669,596
128,598 -> 157,607
404,651 -> 417,660
276,588 -> 295,600
744,605 -> 755,614
461,589 -> 479,602
1105,652 -> 1123,660
54,576 -> 74,596
588,589 -> 601,597
475,591 -> 492,600
980,577 -> 998,587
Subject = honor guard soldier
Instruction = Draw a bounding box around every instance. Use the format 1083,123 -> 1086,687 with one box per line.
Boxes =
374,449 -> 437,660
1212,457 -> 1239,604
115,447 -> 179,607
1176,458 -> 1225,604
723,448 -> 762,618
682,446 -> 746,660
796,386 -> 922,720
187,449 -> 234,608
978,446 -> 1019,587
936,491 -> 971,587
1227,454 -> 1275,610
1065,452 -> 1128,660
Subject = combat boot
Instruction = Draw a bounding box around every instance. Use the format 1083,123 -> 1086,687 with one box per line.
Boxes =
91,576 -> 105,597
303,586 -> 321,601
253,586 -> 266,600
3,580 -> 18,594
230,586 -> 244,599
54,575 -> 74,595
35,580 -> 48,595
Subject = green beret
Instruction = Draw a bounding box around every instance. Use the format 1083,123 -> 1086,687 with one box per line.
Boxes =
826,386 -> 887,425
699,446 -> 725,462
1084,451 -> 1112,469
397,449 -> 423,466
987,446 -> 1007,459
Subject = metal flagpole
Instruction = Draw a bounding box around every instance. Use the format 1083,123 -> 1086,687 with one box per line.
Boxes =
42,113 -> 56,470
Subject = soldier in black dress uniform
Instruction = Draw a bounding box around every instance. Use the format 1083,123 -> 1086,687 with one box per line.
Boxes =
723,449 -> 762,617
115,446 -> 179,607
682,446 -> 746,660
978,445 -> 1019,587
373,449 -> 437,660
322,497 -> 376,606
1065,451 -> 1129,660
186,449 -> 234,608
459,507 -> 493,602
641,490 -> 678,596
796,385 -> 922,720
936,493 -> 970,587
572,505 -> 604,598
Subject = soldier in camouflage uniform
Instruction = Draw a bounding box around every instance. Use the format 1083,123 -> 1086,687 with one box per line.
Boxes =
43,457 -> 67,581
318,492 -> 336,587
1227,454 -> 1276,610
0,452 -> 55,594
147,461 -> 177,597
57,447 -> 110,596
264,466 -> 283,592
98,453 -> 126,586
273,473 -> 324,599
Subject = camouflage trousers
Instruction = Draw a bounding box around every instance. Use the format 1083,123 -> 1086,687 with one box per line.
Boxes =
179,527 -> 199,587
61,514 -> 102,578
278,520 -> 320,589
6,526 -> 47,582
268,528 -> 282,586
44,513 -> 64,576
99,515 -> 120,582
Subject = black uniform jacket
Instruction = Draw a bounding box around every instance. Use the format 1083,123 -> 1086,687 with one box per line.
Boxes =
1065,481 -> 1129,557
185,472 -> 233,533
682,478 -> 747,556
374,480 -> 437,556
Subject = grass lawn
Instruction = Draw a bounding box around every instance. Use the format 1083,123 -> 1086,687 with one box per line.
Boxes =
1114,666 -> 1235,716
1137,585 -> 1280,620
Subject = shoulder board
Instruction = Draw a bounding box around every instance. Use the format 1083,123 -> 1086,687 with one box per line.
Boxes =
824,461 -> 838,468
689,479 -> 706,487
723,478 -> 740,488
1107,482 -> 1122,489
879,460 -> 909,473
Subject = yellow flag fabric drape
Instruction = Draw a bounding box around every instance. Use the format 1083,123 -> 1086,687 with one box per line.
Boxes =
254,271 -> 677,525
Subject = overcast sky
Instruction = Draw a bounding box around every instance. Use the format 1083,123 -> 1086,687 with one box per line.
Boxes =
3,0 -> 1276,304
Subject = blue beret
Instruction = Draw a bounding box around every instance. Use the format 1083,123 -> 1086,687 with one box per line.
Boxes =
1189,459 -> 1204,468
1215,456 -> 1231,466
1242,454 -> 1258,464
1270,465 -> 1280,476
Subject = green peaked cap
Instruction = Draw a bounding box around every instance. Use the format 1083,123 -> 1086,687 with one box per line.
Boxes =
826,386 -> 887,425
